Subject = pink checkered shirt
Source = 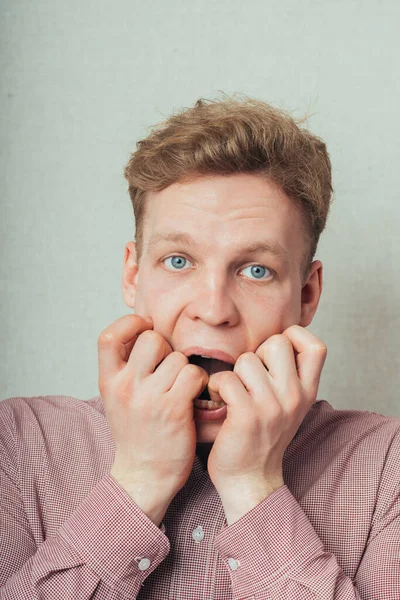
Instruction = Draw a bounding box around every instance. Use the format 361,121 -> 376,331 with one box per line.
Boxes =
0,394 -> 399,599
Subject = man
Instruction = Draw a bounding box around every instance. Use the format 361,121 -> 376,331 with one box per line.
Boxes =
0,97 -> 399,599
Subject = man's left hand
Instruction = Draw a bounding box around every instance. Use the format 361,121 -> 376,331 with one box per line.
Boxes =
206,325 -> 327,524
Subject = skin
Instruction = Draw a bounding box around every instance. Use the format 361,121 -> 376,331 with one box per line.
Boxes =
120,172 -> 327,523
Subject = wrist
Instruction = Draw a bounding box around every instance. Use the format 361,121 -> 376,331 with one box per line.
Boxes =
110,468 -> 171,528
219,476 -> 284,526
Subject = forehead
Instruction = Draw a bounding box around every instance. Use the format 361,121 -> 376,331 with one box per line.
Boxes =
142,173 -> 306,258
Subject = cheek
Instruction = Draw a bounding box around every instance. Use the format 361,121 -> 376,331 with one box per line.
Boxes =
249,291 -> 300,339
134,272 -> 169,311
134,275 -> 187,328
276,292 -> 301,325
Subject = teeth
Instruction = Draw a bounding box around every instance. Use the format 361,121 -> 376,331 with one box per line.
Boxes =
200,355 -> 210,358
194,398 -> 226,410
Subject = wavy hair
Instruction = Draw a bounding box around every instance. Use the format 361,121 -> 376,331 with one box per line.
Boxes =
124,95 -> 333,281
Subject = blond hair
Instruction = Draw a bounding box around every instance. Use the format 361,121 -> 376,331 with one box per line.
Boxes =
124,95 -> 333,280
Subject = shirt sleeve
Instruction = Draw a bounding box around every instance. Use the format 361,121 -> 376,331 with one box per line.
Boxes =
0,406 -> 170,599
214,425 -> 400,600
352,427 -> 400,599
214,485 -> 363,599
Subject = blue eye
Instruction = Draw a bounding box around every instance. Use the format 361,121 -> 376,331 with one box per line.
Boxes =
164,256 -> 192,270
241,265 -> 271,280
163,257 -> 272,280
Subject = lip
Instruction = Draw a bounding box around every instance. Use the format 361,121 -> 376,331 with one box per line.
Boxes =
193,404 -> 228,421
182,346 -> 236,365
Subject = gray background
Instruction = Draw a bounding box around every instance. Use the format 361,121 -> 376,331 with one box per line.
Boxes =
1,0 -> 399,416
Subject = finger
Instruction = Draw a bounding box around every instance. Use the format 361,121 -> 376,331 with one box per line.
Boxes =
255,335 -> 298,382
171,363 -> 209,408
232,352 -> 272,396
281,325 -> 327,396
152,351 -> 190,390
207,371 -> 249,415
127,329 -> 173,379
98,314 -> 154,379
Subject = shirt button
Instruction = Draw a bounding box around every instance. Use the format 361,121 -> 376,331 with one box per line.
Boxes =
192,525 -> 205,543
138,558 -> 151,571
228,557 -> 239,570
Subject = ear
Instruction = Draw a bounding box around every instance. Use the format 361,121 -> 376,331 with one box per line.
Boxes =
121,241 -> 139,308
299,260 -> 323,327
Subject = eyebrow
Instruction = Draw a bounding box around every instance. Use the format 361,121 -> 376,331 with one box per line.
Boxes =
147,231 -> 289,261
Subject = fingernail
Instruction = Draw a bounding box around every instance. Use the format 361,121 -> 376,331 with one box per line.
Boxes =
144,316 -> 153,323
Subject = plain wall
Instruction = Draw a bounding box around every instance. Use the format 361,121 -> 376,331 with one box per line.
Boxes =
1,0 -> 399,416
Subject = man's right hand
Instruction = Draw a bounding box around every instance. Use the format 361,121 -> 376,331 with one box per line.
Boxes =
97,314 -> 208,526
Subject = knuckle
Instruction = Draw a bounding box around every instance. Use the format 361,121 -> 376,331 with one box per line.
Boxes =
284,325 -> 299,334
182,363 -> 201,378
98,330 -> 115,346
312,343 -> 327,356
139,329 -> 161,344
235,351 -> 256,369
171,351 -> 189,364
218,370 -> 236,385
267,334 -> 290,348
263,336 -> 291,357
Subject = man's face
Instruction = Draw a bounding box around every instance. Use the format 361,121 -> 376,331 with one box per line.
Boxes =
122,173 -> 322,443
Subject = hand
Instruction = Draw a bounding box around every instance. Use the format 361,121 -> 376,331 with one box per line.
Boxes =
206,326 -> 327,517
97,314 -> 208,518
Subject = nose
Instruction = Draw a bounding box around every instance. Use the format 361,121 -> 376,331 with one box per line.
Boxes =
186,270 -> 240,327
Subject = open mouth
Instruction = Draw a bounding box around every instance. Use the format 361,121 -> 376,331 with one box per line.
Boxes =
188,355 -> 234,401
